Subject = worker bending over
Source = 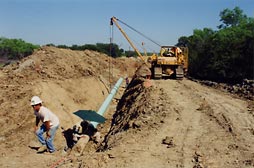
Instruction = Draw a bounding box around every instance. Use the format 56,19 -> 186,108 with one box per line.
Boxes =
31,96 -> 60,153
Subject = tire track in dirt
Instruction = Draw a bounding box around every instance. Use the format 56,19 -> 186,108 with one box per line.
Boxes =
174,79 -> 253,167
152,79 -> 254,167
155,79 -> 208,168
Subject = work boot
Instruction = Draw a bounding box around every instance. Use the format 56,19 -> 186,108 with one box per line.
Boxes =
37,145 -> 47,153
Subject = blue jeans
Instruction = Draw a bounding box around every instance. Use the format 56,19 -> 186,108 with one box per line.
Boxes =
36,124 -> 59,153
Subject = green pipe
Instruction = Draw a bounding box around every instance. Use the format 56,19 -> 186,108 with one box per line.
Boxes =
91,77 -> 123,128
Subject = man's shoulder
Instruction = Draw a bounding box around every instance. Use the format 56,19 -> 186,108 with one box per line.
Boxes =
39,106 -> 51,113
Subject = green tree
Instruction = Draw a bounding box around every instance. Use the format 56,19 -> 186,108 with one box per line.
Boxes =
218,7 -> 247,29
177,36 -> 189,47
56,44 -> 68,49
187,28 -> 216,79
180,7 -> 254,83
125,50 -> 136,57
0,37 -> 39,60
107,43 -> 124,57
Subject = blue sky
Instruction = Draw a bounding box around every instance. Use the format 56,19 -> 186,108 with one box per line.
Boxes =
0,0 -> 253,52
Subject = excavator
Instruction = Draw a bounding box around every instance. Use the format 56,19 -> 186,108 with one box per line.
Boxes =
148,46 -> 188,79
110,16 -> 188,79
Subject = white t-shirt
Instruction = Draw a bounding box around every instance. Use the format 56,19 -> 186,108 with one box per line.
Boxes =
34,106 -> 60,128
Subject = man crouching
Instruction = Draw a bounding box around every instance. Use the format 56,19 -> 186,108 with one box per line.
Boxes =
31,96 -> 60,154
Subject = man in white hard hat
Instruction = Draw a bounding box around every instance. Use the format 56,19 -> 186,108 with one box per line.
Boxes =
31,96 -> 60,153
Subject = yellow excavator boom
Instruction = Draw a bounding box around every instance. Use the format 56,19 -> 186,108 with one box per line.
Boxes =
110,17 -> 147,64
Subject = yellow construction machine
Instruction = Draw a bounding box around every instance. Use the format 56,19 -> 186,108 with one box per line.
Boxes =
110,16 -> 188,79
148,46 -> 188,79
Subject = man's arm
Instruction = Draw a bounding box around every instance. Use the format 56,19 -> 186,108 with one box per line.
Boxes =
34,117 -> 40,133
44,121 -> 51,137
35,117 -> 40,126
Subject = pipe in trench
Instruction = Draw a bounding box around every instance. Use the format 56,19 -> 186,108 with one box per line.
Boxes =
91,77 -> 123,128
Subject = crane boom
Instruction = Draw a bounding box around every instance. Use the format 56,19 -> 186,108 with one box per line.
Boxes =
110,16 -> 146,63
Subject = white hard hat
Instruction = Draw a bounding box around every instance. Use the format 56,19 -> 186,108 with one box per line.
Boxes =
30,96 -> 42,106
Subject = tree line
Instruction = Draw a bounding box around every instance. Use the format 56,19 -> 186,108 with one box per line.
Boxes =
177,7 -> 254,83
0,38 -> 39,60
47,43 -> 150,58
45,43 -> 125,58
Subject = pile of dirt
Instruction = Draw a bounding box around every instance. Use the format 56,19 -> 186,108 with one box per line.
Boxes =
0,46 -> 139,167
101,76 -> 156,150
194,78 -> 254,100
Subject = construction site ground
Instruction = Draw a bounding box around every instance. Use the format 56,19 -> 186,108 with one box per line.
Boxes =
0,47 -> 253,168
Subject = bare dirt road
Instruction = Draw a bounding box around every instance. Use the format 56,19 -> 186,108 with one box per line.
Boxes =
0,47 -> 253,168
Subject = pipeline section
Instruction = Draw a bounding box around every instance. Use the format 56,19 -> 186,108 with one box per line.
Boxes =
91,77 -> 123,128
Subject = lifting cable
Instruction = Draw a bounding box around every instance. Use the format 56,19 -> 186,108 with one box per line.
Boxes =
117,18 -> 161,47
109,19 -> 114,89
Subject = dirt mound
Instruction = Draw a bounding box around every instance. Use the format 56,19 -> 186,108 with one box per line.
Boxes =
0,46 -> 139,167
100,75 -> 164,150
193,78 -> 254,100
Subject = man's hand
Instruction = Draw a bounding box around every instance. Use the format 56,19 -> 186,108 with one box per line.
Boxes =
44,121 -> 51,138
46,131 -> 51,138
34,126 -> 38,133
34,117 -> 40,133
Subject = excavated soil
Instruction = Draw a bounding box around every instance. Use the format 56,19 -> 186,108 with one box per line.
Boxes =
0,47 -> 253,168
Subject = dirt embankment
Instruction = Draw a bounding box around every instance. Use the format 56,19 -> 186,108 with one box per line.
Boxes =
0,46 -> 253,168
0,46 -> 138,168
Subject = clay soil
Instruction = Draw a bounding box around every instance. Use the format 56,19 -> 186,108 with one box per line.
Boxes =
0,47 -> 253,168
